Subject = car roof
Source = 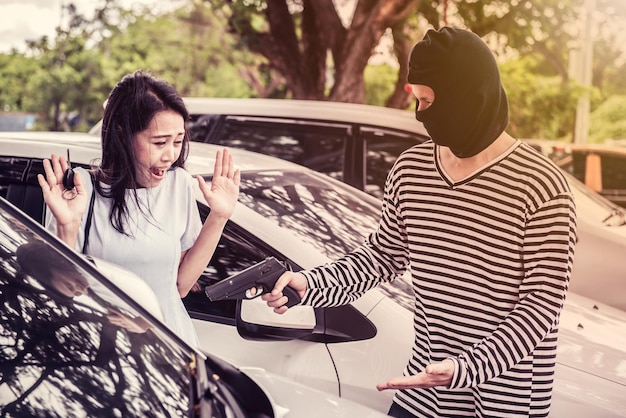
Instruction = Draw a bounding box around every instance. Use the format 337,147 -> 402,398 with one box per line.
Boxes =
183,97 -> 429,136
0,130 -> 101,147
87,98 -> 431,139
568,143 -> 626,156
0,134 -> 306,175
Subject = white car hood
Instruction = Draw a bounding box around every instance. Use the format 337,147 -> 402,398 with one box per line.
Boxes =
240,366 -> 389,418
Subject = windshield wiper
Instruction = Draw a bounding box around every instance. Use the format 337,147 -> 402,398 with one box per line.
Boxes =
602,207 -> 626,226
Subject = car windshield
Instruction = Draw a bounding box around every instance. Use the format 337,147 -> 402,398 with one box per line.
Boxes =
234,169 -> 415,310
236,169 -> 381,258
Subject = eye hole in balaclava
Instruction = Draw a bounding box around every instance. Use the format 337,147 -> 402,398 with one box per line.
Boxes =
407,27 -> 509,158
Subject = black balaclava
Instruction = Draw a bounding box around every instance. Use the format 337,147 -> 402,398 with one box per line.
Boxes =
407,27 -> 509,158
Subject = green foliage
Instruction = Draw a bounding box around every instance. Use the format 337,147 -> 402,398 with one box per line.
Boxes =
0,4 -> 107,131
0,53 -> 41,112
500,56 -> 585,141
0,0 -> 624,140
589,95 -> 626,143
364,64 -> 398,107
97,2 -> 258,98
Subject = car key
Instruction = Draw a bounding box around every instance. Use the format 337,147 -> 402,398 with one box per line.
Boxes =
62,149 -> 78,200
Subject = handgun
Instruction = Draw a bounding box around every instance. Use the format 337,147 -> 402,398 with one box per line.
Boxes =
204,257 -> 301,308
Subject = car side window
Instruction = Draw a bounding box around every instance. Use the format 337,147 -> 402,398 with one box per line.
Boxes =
1,158 -> 50,224
0,157 -> 30,198
188,115 -> 350,183
187,114 -> 222,144
0,157 -> 89,225
183,204 -> 279,325
568,151 -> 626,208
362,128 -> 427,198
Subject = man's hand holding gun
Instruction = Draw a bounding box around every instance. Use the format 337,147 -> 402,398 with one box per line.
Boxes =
205,257 -> 308,313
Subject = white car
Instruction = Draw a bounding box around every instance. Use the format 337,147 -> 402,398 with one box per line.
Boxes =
1,132 -> 625,416
0,197 -> 387,417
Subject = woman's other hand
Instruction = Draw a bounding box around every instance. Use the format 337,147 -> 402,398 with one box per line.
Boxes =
37,154 -> 89,229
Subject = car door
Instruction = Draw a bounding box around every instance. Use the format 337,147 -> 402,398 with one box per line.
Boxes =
0,200 -> 197,417
183,201 -> 381,400
0,148 -> 384,408
358,125 -> 427,199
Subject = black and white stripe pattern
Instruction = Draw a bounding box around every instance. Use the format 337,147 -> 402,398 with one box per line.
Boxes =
302,141 -> 577,417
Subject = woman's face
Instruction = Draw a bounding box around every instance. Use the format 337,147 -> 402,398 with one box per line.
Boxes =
132,110 -> 185,188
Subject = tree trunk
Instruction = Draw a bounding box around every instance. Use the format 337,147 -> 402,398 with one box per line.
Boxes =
385,21 -> 419,109
224,0 -> 420,103
329,0 -> 419,103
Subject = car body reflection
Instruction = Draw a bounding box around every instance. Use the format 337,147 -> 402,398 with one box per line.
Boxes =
237,170 -> 382,258
0,214 -> 192,416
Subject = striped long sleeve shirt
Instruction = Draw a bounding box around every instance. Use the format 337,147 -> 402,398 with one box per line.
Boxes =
301,141 -> 577,417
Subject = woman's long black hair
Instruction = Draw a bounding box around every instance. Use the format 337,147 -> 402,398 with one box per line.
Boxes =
96,70 -> 190,235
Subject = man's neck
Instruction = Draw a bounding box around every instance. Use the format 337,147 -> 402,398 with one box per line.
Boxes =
438,132 -> 516,181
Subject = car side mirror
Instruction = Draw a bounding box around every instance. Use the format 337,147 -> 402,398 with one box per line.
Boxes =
235,297 -> 316,341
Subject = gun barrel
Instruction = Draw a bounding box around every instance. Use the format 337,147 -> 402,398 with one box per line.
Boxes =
205,257 -> 288,302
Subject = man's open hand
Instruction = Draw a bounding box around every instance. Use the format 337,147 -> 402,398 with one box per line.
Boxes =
376,359 -> 454,391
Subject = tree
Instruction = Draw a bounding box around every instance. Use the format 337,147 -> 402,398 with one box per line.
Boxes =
0,3 -> 108,131
589,95 -> 626,143
208,0 -> 624,113
210,0 -> 420,103
0,52 -> 41,112
96,1 -> 273,98
1,0 -> 624,141
499,56 -> 586,140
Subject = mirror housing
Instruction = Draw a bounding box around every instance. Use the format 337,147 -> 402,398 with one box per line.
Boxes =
235,297 -> 377,343
236,298 -> 316,341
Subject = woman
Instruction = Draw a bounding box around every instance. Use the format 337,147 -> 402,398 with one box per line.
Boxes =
38,71 -> 240,345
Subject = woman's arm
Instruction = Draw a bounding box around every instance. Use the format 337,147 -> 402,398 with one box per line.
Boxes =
176,148 -> 240,297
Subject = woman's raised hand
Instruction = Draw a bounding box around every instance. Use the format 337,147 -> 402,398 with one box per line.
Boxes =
196,148 -> 241,220
37,154 -> 89,228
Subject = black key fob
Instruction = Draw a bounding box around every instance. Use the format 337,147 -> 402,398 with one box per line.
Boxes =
61,148 -> 78,200
62,149 -> 75,189
62,168 -> 75,189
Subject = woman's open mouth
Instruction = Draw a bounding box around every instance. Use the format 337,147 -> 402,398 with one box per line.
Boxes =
150,167 -> 166,180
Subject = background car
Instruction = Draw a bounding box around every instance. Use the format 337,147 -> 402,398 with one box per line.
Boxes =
559,144 -> 626,208
89,97 -> 430,198
1,133 -> 625,416
0,196 -> 389,417
524,139 -> 626,209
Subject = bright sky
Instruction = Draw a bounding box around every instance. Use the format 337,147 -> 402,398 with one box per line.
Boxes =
0,0 -> 180,53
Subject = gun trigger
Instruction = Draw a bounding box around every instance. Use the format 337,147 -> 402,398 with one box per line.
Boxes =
245,286 -> 264,299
